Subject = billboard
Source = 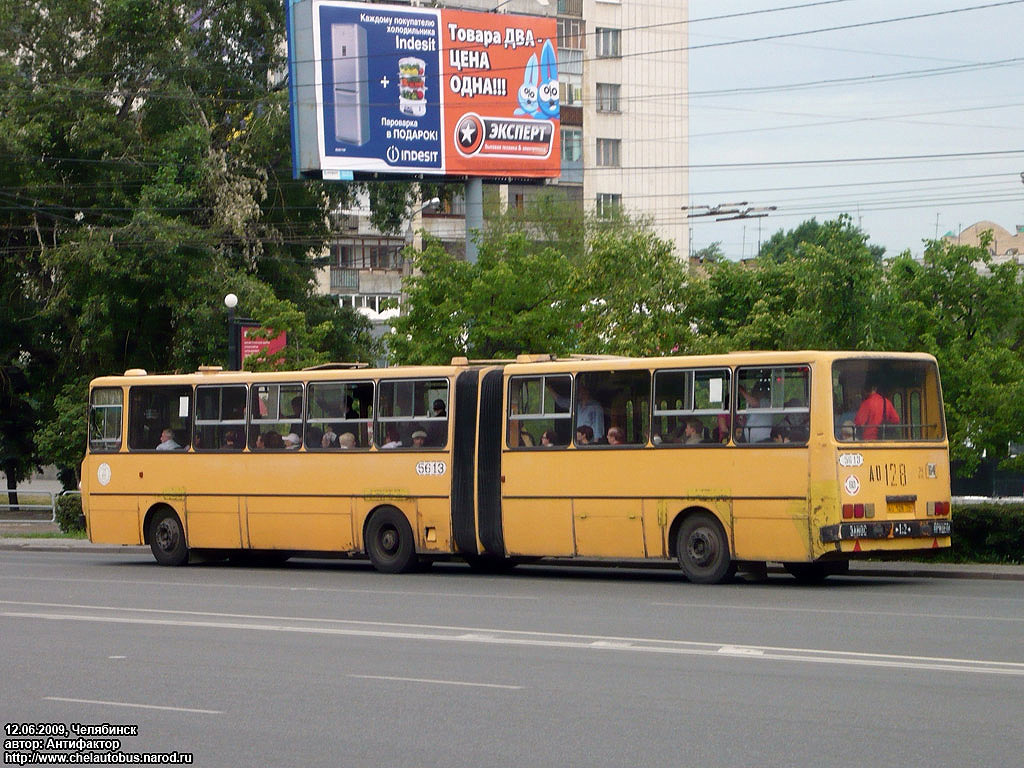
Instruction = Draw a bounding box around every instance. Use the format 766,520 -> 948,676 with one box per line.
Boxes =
286,0 -> 559,180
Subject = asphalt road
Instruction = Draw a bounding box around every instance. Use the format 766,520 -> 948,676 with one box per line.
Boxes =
2,551 -> 1022,768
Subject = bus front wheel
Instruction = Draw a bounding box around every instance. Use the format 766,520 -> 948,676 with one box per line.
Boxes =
365,507 -> 418,574
676,513 -> 734,584
149,509 -> 189,567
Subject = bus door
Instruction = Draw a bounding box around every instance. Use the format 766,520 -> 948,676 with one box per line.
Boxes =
730,365 -> 813,561
568,369 -> 650,558
500,372 -> 576,557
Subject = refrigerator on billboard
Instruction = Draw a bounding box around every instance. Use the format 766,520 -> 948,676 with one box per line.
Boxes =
331,23 -> 369,145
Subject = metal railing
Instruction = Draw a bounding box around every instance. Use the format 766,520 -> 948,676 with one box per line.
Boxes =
0,489 -> 80,524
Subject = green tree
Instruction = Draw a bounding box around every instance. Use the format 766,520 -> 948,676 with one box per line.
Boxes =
686,215 -> 888,352
885,235 -> 1024,472
391,203 -> 688,363
574,220 -> 691,355
0,1 -> 375,485
390,232 -> 576,364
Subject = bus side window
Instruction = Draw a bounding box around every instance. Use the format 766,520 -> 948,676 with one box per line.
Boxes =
651,368 -> 730,446
248,382 -> 303,451
127,386 -> 192,451
376,378 -> 448,450
308,380 -> 374,450
507,374 -> 571,448
736,365 -> 810,445
575,370 -> 650,446
194,384 -> 247,451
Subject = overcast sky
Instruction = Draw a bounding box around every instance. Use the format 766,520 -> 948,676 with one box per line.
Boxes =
685,0 -> 1024,259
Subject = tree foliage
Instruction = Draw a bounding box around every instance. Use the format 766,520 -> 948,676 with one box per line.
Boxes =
391,199 -> 689,365
0,1 -> 375,485
884,235 -> 1024,472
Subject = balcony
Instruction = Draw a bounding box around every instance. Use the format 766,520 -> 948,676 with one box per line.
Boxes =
329,267 -> 359,292
558,0 -> 583,17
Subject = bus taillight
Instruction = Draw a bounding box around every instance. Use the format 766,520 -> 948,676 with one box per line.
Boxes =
843,504 -> 853,519
928,501 -> 950,516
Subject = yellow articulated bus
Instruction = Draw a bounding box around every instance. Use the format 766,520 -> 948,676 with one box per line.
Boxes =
81,351 -> 951,583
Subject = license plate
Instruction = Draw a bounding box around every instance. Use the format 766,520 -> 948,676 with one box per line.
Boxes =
847,524 -> 868,539
888,500 -> 915,517
933,520 -> 951,536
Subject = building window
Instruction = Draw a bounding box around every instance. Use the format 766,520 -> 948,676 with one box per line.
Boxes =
596,138 -> 620,167
558,49 -> 583,106
595,28 -> 620,58
560,127 -> 583,184
596,193 -> 621,218
557,0 -> 583,16
557,18 -> 586,49
596,83 -> 620,113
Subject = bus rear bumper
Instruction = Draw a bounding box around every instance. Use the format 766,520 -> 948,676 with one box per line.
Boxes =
820,518 -> 952,544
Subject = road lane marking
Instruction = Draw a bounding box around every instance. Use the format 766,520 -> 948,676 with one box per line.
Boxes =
0,575 -> 538,601
3,602 -> 1023,678
650,601 -> 1024,623
349,675 -> 521,690
45,697 -> 222,714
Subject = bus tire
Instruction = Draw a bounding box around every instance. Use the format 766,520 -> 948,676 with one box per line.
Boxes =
365,507 -> 418,574
148,508 -> 189,567
676,513 -> 733,584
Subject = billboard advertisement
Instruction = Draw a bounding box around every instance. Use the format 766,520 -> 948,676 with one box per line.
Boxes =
286,0 -> 559,179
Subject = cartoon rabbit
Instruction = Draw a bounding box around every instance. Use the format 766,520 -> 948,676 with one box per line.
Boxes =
537,39 -> 559,119
514,53 -> 540,117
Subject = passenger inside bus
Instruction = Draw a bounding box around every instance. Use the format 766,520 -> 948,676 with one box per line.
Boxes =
305,426 -> 324,449
338,432 -> 356,449
381,426 -> 402,449
575,384 -> 605,441
259,431 -> 284,450
156,428 -> 181,450
855,382 -> 900,440
606,426 -> 625,445
575,425 -> 593,445
683,418 -> 704,444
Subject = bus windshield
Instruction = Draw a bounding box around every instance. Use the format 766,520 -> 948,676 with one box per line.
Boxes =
832,358 -> 944,442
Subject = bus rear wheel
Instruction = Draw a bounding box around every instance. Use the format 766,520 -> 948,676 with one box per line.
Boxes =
365,507 -> 418,574
149,509 -> 188,567
676,513 -> 734,584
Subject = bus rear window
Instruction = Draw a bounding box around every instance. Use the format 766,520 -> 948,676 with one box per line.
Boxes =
833,359 -> 944,441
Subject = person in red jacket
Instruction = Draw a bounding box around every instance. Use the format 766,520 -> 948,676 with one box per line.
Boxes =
854,383 -> 900,440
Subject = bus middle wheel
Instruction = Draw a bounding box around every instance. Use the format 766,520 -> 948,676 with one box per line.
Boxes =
365,507 -> 418,574
676,512 -> 734,584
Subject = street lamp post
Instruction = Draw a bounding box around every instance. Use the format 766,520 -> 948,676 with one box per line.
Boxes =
224,293 -> 238,371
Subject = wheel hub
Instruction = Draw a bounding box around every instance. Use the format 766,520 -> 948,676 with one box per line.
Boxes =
688,530 -> 716,567
380,527 -> 398,555
156,522 -> 178,552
